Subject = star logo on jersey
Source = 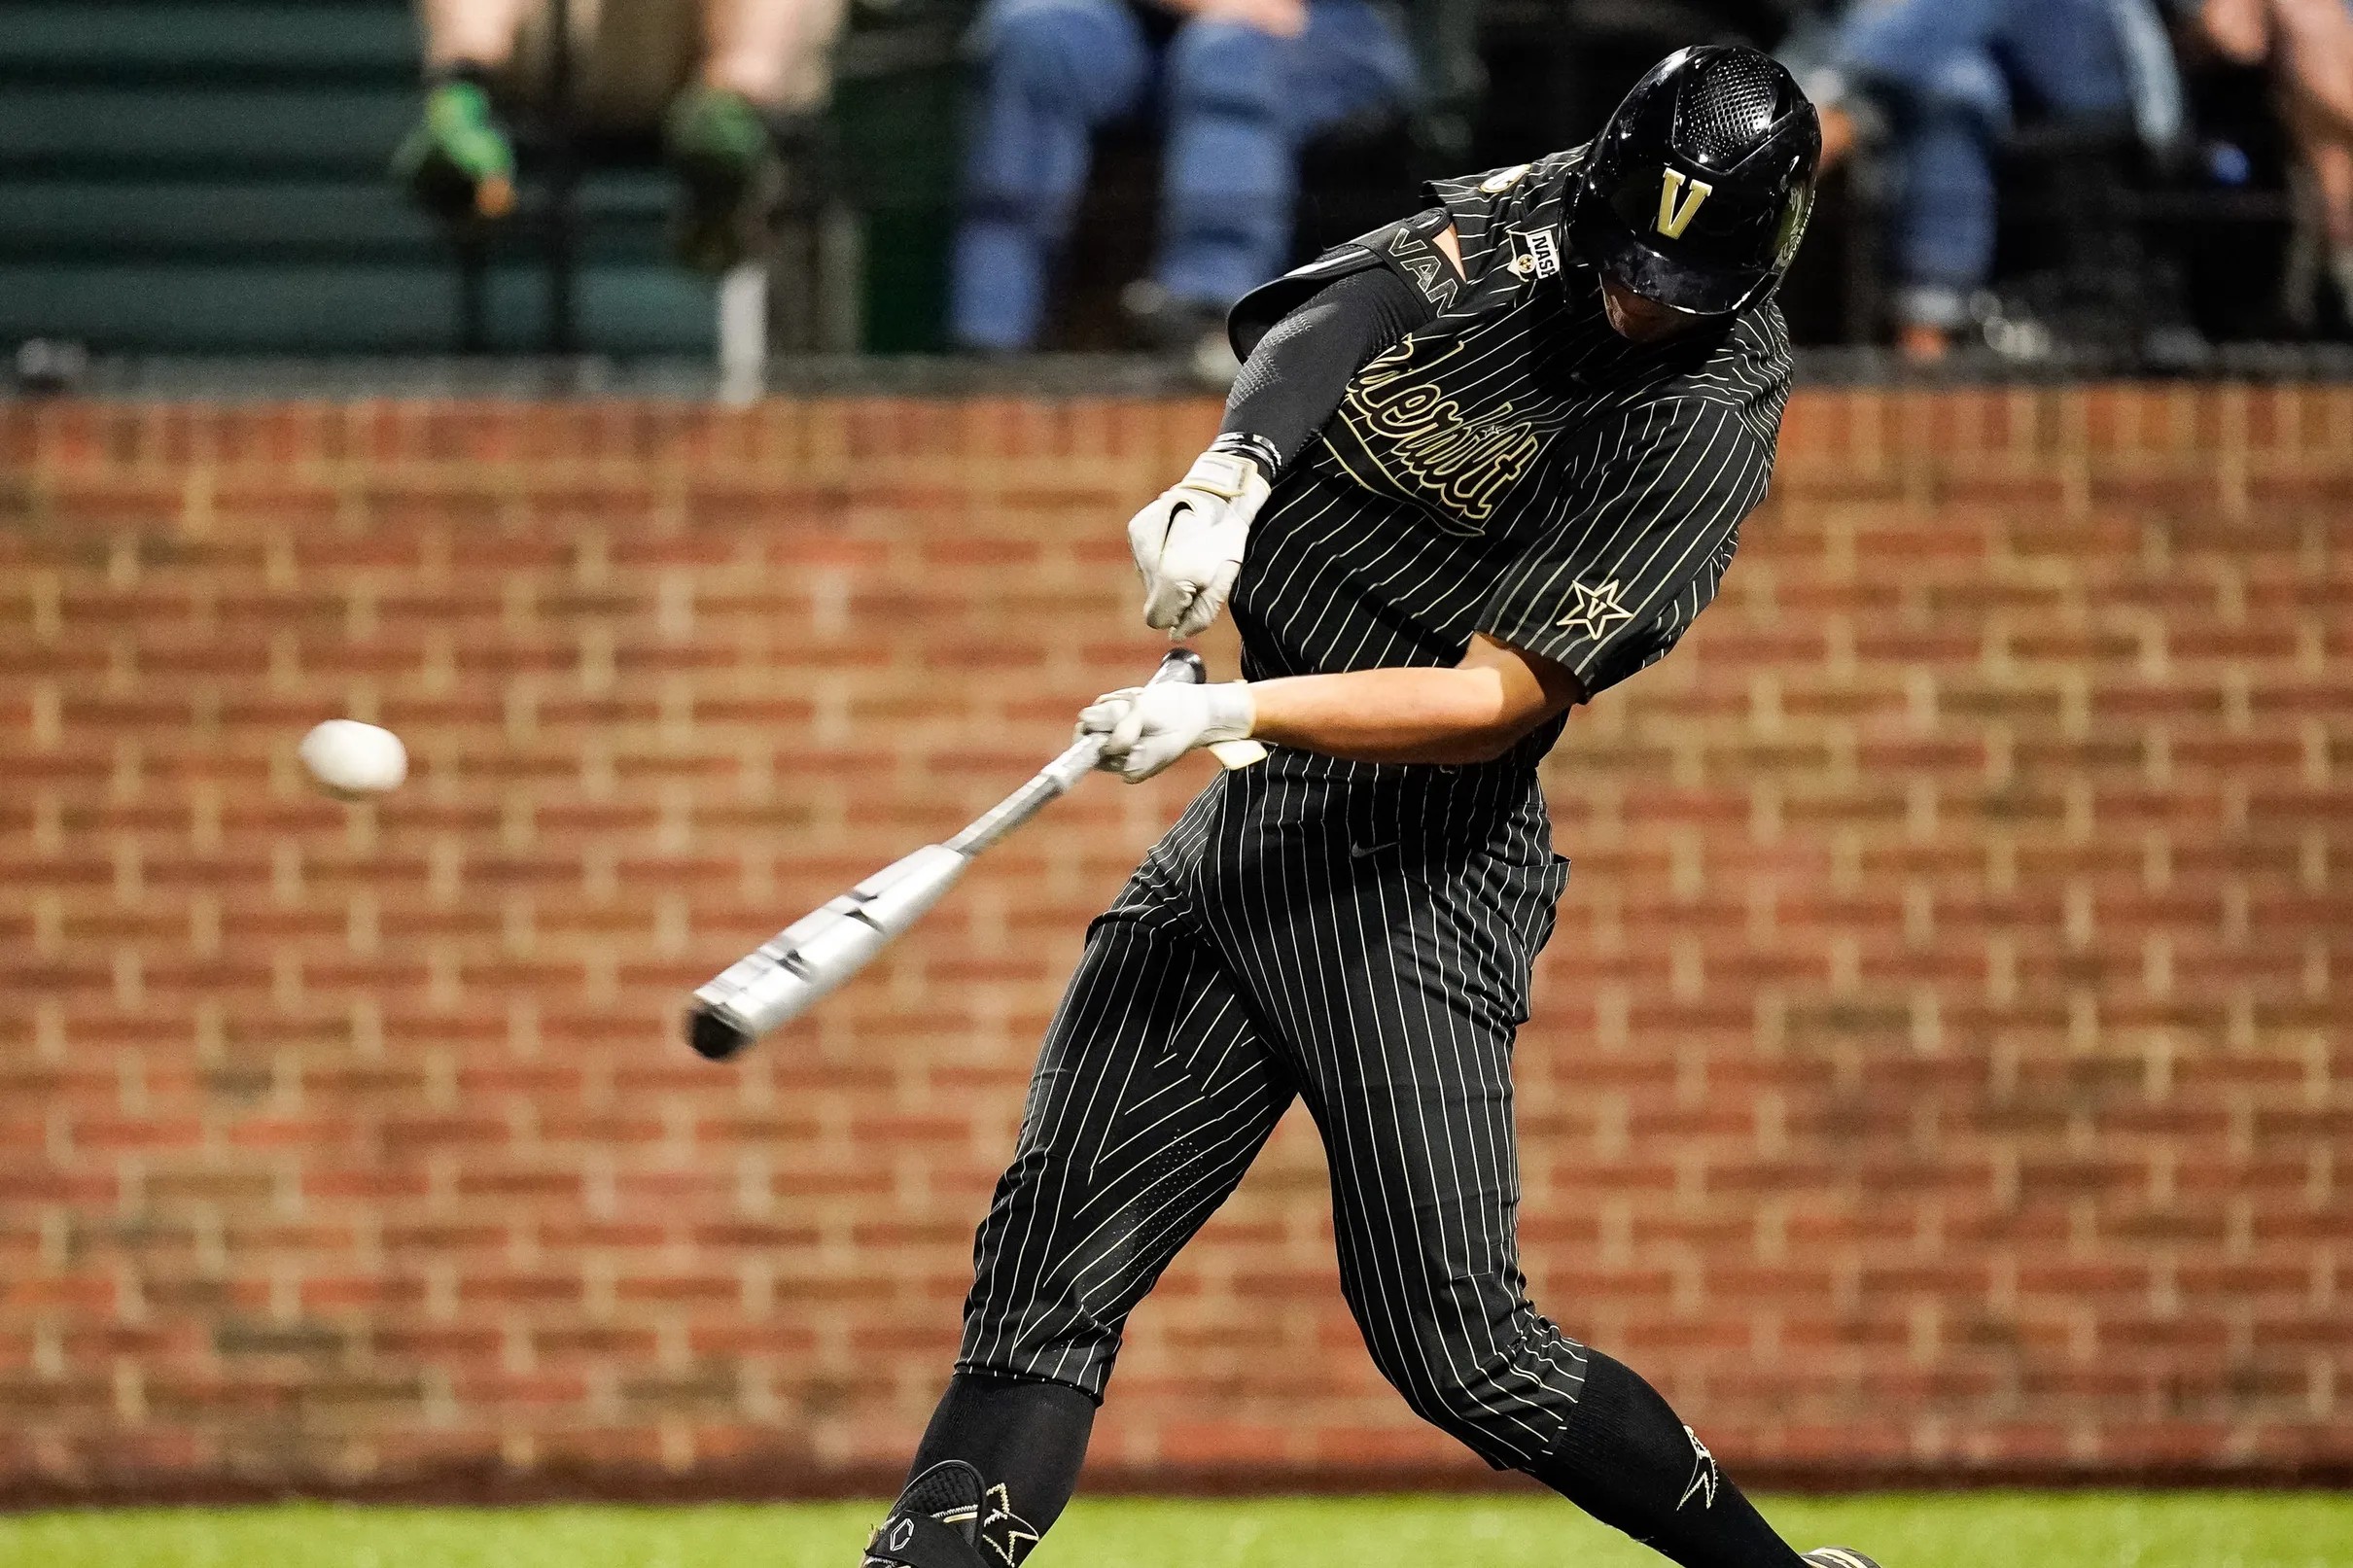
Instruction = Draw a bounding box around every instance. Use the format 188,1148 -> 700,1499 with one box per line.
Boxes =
1557,578 -> 1633,643
1677,1425 -> 1720,1511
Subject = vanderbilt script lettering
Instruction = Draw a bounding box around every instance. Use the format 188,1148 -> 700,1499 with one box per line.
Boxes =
1337,340 -> 1540,531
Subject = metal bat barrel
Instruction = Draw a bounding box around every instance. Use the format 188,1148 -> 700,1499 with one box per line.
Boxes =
684,648 -> 1207,1061
689,843 -> 970,1059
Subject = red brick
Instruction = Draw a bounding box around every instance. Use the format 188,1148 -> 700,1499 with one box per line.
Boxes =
0,388 -> 2346,1495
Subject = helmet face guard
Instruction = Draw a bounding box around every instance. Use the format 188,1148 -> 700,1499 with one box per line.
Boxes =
1569,46 -> 1821,318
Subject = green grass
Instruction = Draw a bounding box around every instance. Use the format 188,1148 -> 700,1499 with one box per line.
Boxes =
1,1492 -> 2348,1568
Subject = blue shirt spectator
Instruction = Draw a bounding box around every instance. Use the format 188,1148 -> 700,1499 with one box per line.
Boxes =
2199,0 -> 2353,331
1804,0 -> 2183,356
951,0 -> 1420,363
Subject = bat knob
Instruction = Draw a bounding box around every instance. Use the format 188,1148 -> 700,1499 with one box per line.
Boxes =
1154,647 -> 1208,686
687,1001 -> 755,1061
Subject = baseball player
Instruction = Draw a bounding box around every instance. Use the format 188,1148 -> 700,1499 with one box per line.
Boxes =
862,47 -> 1881,1568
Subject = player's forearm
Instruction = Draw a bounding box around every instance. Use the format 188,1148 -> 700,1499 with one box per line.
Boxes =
1220,251 -> 1442,473
1218,274 -> 1408,475
1247,666 -> 1553,765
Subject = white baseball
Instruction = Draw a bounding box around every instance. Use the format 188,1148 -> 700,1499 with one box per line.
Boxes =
299,719 -> 408,799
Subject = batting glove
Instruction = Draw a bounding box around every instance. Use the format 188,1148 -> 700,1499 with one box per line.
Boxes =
1126,450 -> 1269,638
1078,681 -> 1257,783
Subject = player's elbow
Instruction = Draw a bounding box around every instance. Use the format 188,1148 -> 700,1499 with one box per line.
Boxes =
1449,737 -> 1519,765
1443,667 -> 1576,763
1448,712 -> 1550,764
1441,636 -> 1584,763
1426,689 -> 1557,764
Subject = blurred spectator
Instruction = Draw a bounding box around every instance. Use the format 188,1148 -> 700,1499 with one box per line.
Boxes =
951,0 -> 1420,376
2200,0 -> 2353,330
395,0 -> 848,270
1798,0 -> 2184,360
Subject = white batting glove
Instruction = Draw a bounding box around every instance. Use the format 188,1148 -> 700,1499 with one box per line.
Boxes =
1077,681 -> 1257,783
1126,450 -> 1269,638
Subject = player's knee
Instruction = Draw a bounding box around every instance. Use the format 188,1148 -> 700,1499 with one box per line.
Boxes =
1519,1348 -> 1716,1514
1415,1381 -> 1544,1466
961,1307 -> 1121,1395
965,1220 -> 1136,1388
1363,1334 -> 1560,1466
1165,19 -> 1284,122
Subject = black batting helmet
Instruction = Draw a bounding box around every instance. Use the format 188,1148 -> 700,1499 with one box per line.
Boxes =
1568,45 -> 1821,318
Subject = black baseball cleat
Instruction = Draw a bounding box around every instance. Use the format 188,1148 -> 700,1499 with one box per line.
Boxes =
1803,1550 -> 1883,1568
861,1460 -> 993,1568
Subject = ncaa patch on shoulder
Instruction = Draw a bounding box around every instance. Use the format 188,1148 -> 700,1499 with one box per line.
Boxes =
1481,163 -> 1531,193
1508,226 -> 1563,280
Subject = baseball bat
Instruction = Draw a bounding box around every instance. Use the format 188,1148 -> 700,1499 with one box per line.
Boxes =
686,648 -> 1210,1061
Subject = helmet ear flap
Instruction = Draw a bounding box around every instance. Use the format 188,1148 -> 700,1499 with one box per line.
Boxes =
1771,170 -> 1816,272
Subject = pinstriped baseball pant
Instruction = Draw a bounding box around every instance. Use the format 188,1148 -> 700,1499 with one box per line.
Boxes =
957,760 -> 1589,1471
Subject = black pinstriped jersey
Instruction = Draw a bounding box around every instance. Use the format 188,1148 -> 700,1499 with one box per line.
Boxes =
1230,146 -> 1792,774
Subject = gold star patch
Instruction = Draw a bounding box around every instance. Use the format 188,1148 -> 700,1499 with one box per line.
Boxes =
1557,578 -> 1634,643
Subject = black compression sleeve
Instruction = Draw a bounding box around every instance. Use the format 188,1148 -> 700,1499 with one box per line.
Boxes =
903,1373 -> 1096,1565
1217,263 -> 1437,474
1527,1350 -> 1806,1568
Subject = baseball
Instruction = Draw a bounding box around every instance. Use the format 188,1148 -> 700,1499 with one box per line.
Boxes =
299,719 -> 408,799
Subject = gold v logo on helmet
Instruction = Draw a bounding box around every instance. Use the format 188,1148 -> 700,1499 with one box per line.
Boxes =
1655,168 -> 1714,239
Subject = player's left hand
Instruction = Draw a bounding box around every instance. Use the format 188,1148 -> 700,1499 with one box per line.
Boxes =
1078,681 -> 1257,783
1127,450 -> 1269,639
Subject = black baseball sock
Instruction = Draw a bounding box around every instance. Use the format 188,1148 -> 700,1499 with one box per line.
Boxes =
1528,1350 -> 1805,1568
900,1373 -> 1098,1565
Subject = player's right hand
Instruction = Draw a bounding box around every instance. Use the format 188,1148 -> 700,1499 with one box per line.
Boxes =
1077,680 -> 1257,783
1127,450 -> 1269,639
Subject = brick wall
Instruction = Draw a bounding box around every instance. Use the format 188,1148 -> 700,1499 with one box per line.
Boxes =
0,387 -> 2346,1501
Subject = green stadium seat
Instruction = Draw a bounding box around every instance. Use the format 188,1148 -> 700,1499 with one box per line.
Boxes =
1,4 -> 417,80
0,181 -> 448,261
0,0 -> 716,356
0,87 -> 420,175
0,172 -> 675,263
0,261 -> 717,354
